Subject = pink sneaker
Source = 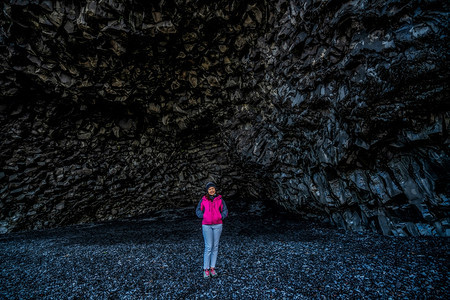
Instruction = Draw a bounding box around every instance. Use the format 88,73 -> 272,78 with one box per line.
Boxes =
203,269 -> 210,278
210,268 -> 217,277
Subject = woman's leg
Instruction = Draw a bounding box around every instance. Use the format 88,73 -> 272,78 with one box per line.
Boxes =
210,224 -> 223,268
202,225 -> 213,269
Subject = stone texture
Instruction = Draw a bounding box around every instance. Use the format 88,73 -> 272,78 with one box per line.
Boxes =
0,0 -> 449,235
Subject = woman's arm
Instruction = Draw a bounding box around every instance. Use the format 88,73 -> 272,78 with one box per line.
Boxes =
195,199 -> 204,218
221,199 -> 228,220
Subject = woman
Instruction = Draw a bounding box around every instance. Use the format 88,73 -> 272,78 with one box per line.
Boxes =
196,182 -> 228,278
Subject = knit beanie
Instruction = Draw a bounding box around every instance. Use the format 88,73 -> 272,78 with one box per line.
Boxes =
205,182 -> 216,190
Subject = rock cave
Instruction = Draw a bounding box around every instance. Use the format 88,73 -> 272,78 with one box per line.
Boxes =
0,0 -> 449,236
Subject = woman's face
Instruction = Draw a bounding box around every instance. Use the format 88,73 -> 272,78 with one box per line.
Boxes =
208,187 -> 216,195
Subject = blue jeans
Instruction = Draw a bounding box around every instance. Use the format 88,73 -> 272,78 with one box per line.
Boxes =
202,224 -> 223,269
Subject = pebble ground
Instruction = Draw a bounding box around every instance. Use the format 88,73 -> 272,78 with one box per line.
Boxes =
0,202 -> 448,299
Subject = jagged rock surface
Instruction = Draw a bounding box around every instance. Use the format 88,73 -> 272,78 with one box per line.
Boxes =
0,0 -> 449,235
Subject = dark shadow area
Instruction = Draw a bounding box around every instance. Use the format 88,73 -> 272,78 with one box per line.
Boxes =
0,200 -> 324,247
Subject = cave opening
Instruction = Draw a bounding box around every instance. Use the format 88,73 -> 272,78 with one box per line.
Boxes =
1,1 -> 449,298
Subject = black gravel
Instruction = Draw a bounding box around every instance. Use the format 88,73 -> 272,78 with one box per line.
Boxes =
1,202 -> 448,299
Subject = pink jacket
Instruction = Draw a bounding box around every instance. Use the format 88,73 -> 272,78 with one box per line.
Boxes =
196,194 -> 228,225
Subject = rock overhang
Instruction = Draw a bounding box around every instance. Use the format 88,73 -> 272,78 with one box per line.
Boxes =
0,0 -> 449,235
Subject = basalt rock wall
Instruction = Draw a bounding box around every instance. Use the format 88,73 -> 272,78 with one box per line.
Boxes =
1,0 -> 449,235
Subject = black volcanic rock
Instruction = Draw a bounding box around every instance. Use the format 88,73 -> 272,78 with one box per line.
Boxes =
0,0 -> 449,235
